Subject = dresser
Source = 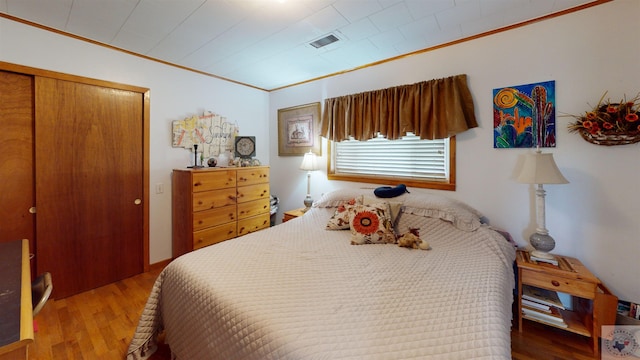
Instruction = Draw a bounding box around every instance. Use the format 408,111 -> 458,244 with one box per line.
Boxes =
172,166 -> 270,258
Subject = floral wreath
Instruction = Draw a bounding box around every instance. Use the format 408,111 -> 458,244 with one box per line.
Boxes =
567,92 -> 640,136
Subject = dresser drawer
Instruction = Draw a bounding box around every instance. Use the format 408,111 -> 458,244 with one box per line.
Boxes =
236,183 -> 269,203
192,170 -> 236,192
237,213 -> 270,236
193,188 -> 237,212
193,204 -> 236,231
173,167 -> 270,258
237,167 -> 269,186
237,199 -> 270,220
193,222 -> 237,250
521,268 -> 597,299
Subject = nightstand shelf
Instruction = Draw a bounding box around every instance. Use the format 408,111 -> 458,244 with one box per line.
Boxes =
516,250 -> 617,353
282,208 -> 306,223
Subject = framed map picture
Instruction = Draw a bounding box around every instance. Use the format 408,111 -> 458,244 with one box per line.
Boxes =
171,111 -> 238,158
278,102 -> 321,156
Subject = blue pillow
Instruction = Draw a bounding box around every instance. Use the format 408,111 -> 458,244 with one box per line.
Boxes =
374,184 -> 409,198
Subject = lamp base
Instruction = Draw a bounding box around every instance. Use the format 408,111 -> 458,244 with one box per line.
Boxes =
303,196 -> 313,212
529,232 -> 556,259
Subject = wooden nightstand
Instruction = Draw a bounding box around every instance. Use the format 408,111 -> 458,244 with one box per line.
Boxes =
282,208 -> 306,223
515,250 -> 617,353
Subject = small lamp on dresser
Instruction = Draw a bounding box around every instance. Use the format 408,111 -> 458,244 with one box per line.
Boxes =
516,147 -> 569,261
299,150 -> 319,212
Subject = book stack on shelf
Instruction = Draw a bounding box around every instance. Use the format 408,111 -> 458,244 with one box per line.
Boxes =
522,285 -> 568,328
517,250 -> 576,271
617,300 -> 640,325
529,253 -> 558,266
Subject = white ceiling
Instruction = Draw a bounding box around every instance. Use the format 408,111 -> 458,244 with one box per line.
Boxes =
0,0 -> 599,91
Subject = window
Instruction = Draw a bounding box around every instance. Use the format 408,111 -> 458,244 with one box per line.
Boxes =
328,133 -> 456,191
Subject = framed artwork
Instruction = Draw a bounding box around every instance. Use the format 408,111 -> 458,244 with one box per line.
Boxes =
278,102 -> 322,156
171,111 -> 239,158
493,80 -> 556,148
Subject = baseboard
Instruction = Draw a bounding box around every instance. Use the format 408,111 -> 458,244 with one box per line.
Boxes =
149,258 -> 172,272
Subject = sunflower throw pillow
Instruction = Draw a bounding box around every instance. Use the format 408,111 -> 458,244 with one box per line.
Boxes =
348,203 -> 396,245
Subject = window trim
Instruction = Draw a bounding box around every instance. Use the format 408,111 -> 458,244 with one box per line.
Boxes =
326,136 -> 456,191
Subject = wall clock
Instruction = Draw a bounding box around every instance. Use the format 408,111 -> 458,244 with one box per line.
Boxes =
234,136 -> 256,158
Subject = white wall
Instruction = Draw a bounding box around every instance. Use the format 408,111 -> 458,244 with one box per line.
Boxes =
269,0 -> 640,303
1,1 -> 637,303
0,17 -> 270,265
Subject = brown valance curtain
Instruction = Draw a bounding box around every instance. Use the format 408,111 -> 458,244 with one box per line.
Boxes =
320,74 -> 477,141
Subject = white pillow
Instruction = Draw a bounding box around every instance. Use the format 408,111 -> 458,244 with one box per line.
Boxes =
313,188 -> 372,208
400,193 -> 482,232
315,189 -> 483,232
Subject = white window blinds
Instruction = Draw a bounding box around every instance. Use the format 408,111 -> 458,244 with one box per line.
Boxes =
333,133 -> 449,181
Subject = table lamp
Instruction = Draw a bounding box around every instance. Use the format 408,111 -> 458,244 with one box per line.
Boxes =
299,151 -> 319,212
516,148 -> 568,260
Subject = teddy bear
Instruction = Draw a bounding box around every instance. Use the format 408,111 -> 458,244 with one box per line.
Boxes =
396,228 -> 430,250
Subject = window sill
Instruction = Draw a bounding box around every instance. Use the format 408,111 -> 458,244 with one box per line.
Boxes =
326,173 -> 455,191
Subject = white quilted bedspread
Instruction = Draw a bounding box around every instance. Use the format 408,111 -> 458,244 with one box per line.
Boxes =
128,207 -> 516,360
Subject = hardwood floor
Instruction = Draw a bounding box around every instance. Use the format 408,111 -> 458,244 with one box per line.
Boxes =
512,321 -> 601,359
28,264 -> 170,360
29,265 -> 602,360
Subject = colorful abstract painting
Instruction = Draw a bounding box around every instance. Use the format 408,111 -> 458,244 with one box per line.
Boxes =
493,80 -> 556,148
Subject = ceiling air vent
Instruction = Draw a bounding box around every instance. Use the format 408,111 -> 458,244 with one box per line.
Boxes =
309,34 -> 339,49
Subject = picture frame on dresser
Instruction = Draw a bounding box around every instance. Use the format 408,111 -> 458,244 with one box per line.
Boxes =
277,102 -> 321,156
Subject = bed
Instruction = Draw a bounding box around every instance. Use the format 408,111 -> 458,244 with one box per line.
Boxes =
128,188 -> 516,360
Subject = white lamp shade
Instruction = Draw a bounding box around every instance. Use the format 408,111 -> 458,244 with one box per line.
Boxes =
300,151 -> 319,171
517,151 -> 568,185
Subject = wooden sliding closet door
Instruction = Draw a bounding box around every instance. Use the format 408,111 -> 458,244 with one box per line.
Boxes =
0,71 -> 35,259
35,77 -> 144,298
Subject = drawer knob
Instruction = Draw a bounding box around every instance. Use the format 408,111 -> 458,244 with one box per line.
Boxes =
551,280 -> 560,287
